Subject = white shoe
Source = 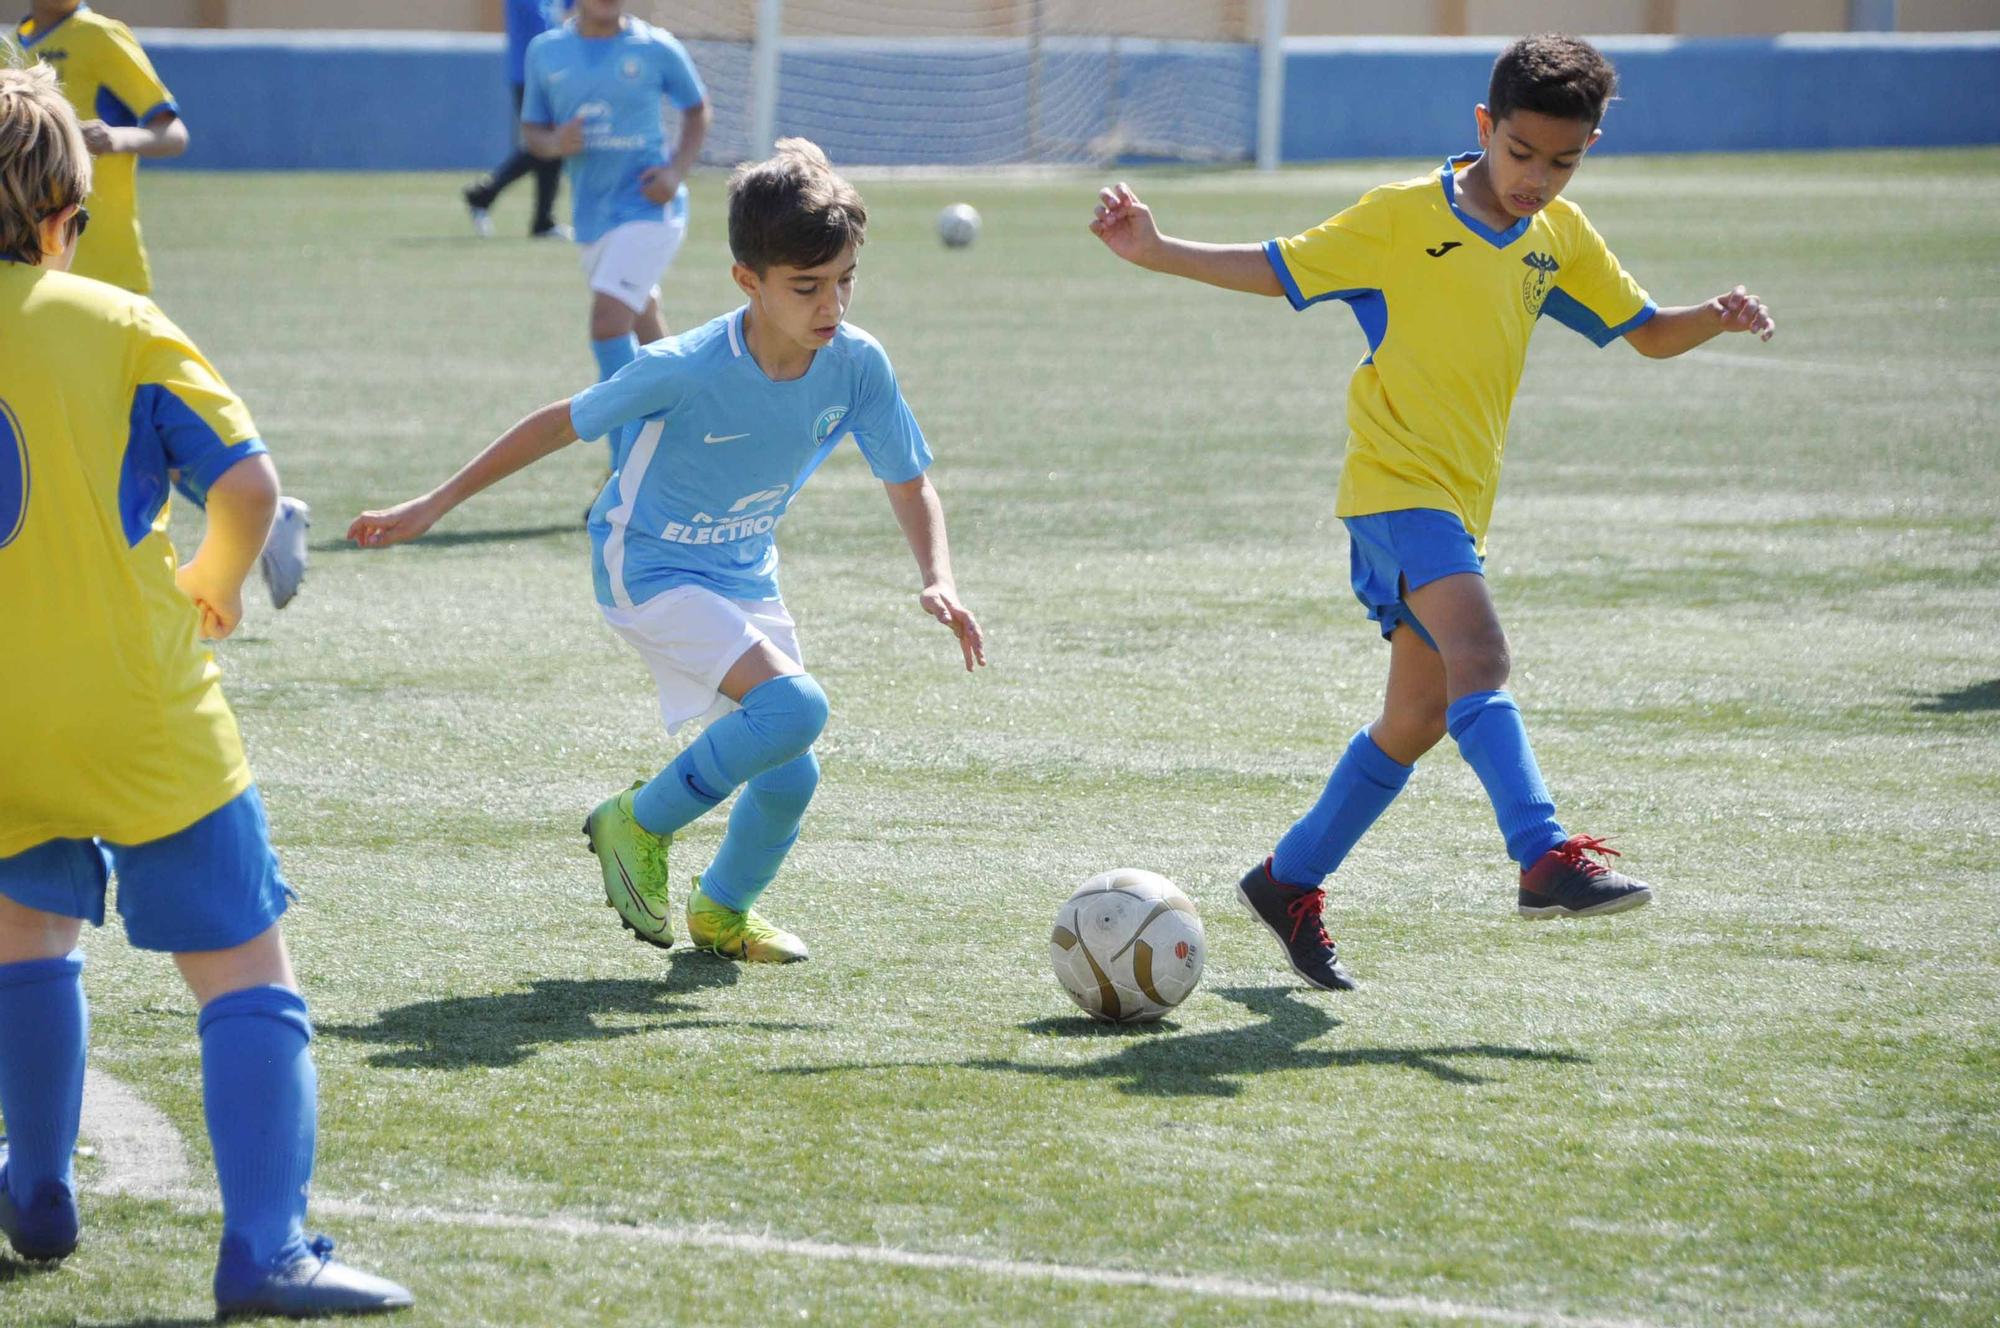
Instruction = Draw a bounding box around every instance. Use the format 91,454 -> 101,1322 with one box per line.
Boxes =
468,204 -> 494,238
532,223 -> 573,241
259,497 -> 310,609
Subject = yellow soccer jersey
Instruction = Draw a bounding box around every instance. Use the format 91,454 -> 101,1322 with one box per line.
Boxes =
15,5 -> 178,294
1266,152 -> 1654,548
0,262 -> 266,857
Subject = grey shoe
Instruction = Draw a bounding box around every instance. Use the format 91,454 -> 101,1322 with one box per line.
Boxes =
214,1233 -> 413,1320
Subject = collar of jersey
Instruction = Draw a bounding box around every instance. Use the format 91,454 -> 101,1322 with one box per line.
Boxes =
18,2 -> 86,46
727,306 -> 831,385
1439,151 -> 1532,250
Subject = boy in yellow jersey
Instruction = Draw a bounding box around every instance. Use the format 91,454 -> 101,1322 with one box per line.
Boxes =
1091,34 -> 1776,991
12,0 -> 183,294
11,1 -> 313,611
0,66 -> 410,1317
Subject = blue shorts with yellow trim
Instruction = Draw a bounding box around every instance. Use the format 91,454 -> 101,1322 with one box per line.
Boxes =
1344,508 -> 1485,649
0,786 -> 292,953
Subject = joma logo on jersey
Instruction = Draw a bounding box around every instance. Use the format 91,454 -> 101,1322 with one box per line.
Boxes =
1520,251 -> 1560,314
812,406 -> 848,446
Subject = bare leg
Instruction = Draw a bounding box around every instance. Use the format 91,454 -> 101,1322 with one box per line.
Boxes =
0,894 -> 83,964
174,922 -> 297,1006
1369,621 -> 1451,765
633,295 -> 667,346
589,292 -> 640,343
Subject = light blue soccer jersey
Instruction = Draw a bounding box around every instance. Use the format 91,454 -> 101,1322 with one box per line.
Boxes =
572,308 -> 932,607
520,16 -> 706,245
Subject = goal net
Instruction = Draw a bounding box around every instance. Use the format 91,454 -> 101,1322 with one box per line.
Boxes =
646,0 -> 1270,168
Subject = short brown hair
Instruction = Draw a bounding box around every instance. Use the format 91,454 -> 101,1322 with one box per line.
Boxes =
1488,34 -> 1618,128
726,137 -> 866,273
0,62 -> 91,266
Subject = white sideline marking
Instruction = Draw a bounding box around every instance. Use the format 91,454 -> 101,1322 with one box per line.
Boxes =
79,1070 -> 1657,1328
79,1068 -> 197,1201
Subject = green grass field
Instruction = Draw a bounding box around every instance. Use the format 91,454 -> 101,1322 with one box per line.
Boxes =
6,151 -> 1999,1327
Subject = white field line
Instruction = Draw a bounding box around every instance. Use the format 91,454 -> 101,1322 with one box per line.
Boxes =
1679,347 -> 2000,388
79,1068 -> 196,1201
77,1070 -> 1662,1328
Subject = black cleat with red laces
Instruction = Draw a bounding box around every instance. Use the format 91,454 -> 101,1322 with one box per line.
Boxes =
1235,858 -> 1358,991
1518,835 -> 1652,919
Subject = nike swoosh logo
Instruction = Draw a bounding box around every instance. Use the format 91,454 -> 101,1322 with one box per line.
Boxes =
1426,241 -> 1462,257
614,852 -> 665,922
702,432 -> 748,445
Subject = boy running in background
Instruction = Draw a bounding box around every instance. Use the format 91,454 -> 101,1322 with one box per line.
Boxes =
0,65 -> 409,1317
1091,34 -> 1776,991
350,139 -> 984,964
10,1 -> 311,610
522,0 -> 712,403
462,0 -> 571,240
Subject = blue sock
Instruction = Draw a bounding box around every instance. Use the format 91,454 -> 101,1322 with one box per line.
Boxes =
591,333 -> 638,383
1271,729 -> 1413,888
631,674 -> 830,837
0,952 -> 87,1204
1447,690 -> 1568,868
702,751 -> 819,912
199,985 -> 315,1270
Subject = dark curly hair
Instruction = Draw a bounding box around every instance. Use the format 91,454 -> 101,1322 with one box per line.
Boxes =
1487,34 -> 1618,127
726,137 -> 867,274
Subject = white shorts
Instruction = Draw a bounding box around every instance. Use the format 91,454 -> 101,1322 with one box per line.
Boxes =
599,585 -> 802,735
581,216 -> 687,313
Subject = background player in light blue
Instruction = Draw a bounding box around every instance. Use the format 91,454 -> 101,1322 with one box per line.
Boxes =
462,0 -> 571,239
522,0 -> 711,400
348,139 -> 985,966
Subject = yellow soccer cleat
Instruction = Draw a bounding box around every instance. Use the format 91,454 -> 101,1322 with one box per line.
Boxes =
686,881 -> 809,963
583,784 -> 674,948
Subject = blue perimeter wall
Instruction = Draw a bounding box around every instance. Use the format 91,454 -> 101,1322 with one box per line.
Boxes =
136,29 -> 2000,171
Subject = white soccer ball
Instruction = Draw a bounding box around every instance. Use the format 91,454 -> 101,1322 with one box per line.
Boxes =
1049,869 -> 1205,1024
936,202 -> 980,248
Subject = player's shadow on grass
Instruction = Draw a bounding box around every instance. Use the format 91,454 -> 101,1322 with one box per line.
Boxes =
775,986 -> 1586,1099
320,958 -> 817,1070
315,522 -> 582,554
1913,678 -> 2000,713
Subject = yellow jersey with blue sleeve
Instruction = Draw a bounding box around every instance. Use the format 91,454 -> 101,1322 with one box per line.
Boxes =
14,4 -> 178,294
0,262 -> 267,858
1265,152 -> 1655,549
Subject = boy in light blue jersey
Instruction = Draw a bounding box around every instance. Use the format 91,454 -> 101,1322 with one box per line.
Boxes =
521,0 -> 711,399
350,139 -> 985,964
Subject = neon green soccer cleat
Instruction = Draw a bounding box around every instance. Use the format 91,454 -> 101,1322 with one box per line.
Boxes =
686,881 -> 809,963
583,784 -> 674,948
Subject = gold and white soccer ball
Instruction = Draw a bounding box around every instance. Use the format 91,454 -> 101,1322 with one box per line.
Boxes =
936,202 -> 980,248
1049,869 -> 1205,1023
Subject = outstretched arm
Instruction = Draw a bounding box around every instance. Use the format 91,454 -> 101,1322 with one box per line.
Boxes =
883,473 -> 985,672
348,399 -> 579,548
1090,182 -> 1284,297
1625,285 -> 1776,358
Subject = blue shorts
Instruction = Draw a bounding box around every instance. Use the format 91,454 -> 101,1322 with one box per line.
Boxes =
0,786 -> 292,953
1344,509 -> 1485,649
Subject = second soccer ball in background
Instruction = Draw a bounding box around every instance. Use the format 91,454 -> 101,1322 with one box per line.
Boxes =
937,202 -> 980,248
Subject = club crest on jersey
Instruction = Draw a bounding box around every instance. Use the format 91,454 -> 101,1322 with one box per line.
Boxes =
813,406 -> 849,446
1521,251 -> 1561,314
621,57 -> 643,81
